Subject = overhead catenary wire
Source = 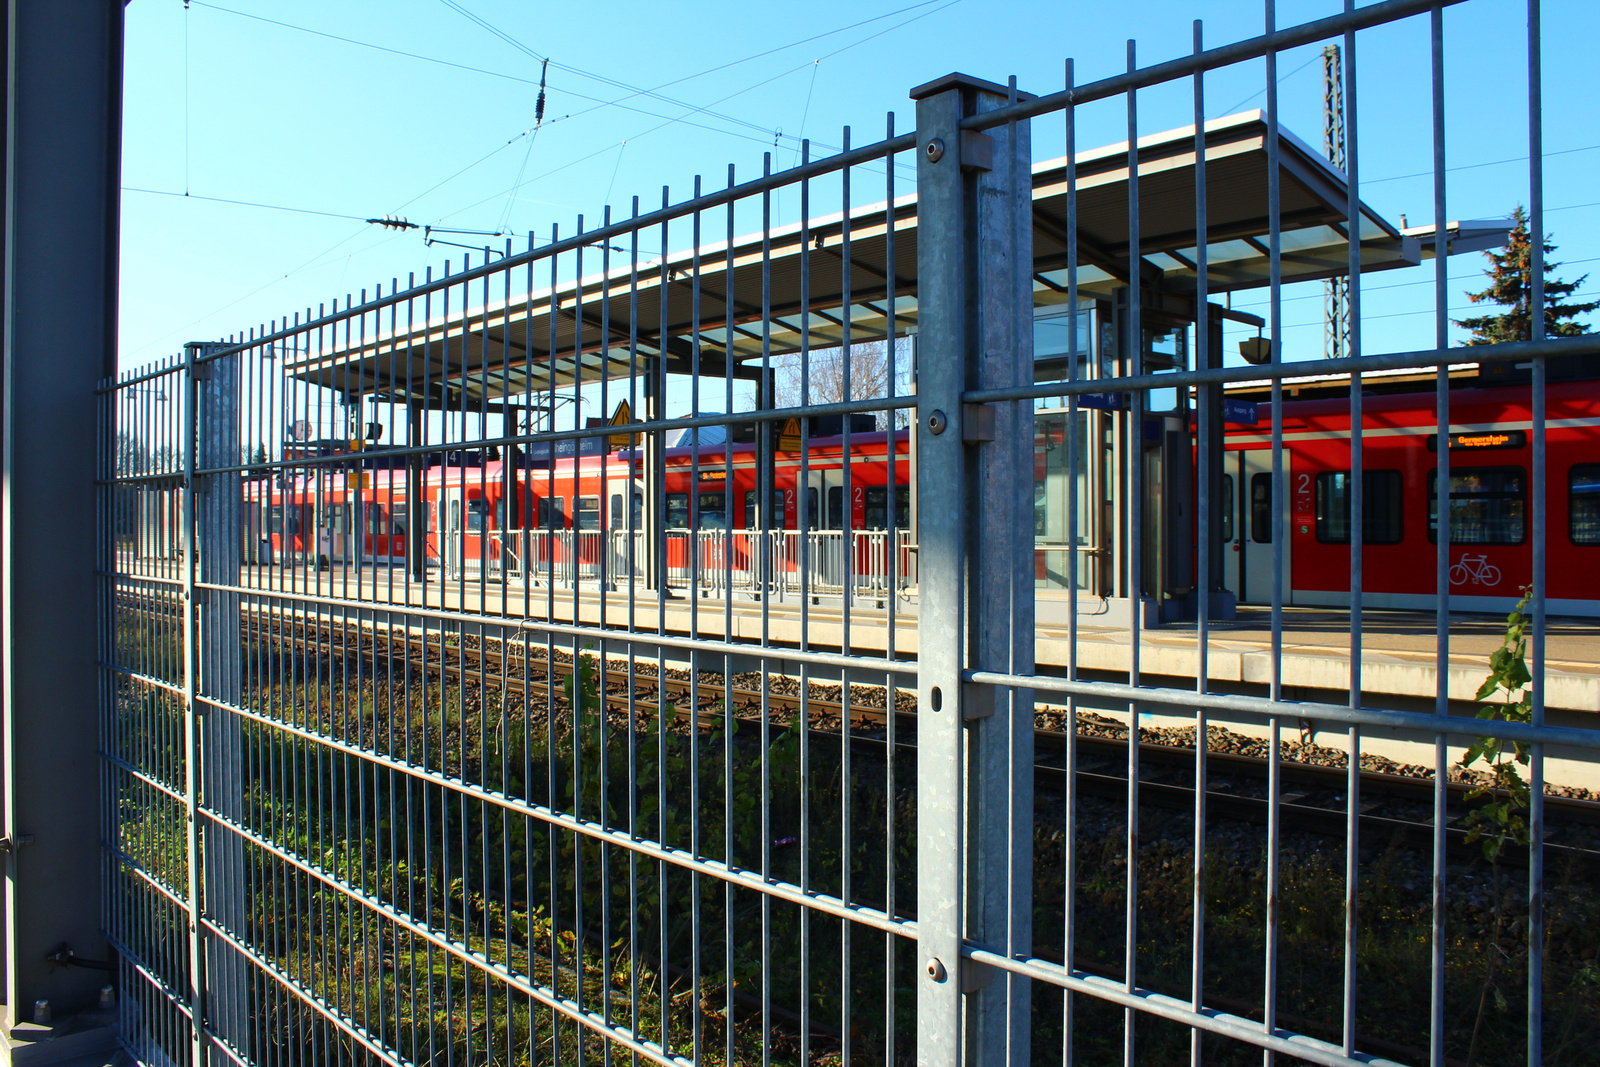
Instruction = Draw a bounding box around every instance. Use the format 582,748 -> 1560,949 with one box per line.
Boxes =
427,0 -> 956,231
122,186 -> 377,223
190,0 -> 942,157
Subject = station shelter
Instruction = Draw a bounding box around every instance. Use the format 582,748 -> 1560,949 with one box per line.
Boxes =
282,110 -> 1502,624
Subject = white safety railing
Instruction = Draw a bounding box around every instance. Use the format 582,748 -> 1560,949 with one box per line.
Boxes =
457,527 -> 917,598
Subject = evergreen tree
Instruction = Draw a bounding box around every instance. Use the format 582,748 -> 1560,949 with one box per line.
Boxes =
1455,205 -> 1597,344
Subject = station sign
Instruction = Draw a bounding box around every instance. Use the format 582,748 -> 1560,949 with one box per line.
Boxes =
1426,430 -> 1526,452
1223,399 -> 1260,425
1075,392 -> 1123,411
522,436 -> 609,461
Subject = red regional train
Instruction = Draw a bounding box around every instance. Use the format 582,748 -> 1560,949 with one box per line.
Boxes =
1219,379 -> 1600,616
246,417 -> 914,587
242,381 -> 1600,616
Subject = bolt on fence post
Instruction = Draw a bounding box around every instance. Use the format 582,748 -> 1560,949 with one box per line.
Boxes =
912,72 -> 1036,1067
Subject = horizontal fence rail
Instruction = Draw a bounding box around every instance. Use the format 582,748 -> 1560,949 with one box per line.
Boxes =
97,2 -> 1595,1066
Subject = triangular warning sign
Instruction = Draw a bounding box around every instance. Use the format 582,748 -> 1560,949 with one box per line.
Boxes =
608,399 -> 635,450
777,417 -> 802,453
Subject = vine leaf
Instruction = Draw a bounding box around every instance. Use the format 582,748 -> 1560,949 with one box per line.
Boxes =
1457,585 -> 1535,862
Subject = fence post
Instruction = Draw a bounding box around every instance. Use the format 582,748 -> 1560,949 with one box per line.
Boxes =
191,340 -> 247,1058
913,72 -> 1036,1066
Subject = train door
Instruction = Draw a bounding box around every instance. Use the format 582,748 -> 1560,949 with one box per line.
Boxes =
1235,449 -> 1292,605
1221,454 -> 1240,596
441,488 -> 464,576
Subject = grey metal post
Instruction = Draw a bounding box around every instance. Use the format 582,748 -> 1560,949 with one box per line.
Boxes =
192,342 -> 247,1058
1203,305 -> 1226,604
912,72 -> 1036,1067
409,402 -> 427,582
1,0 -> 124,1044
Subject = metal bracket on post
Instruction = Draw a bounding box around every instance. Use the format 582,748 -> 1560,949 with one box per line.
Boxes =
960,130 -> 996,172
961,403 -> 996,443
962,681 -> 995,721
961,956 -> 998,994
0,834 -> 35,854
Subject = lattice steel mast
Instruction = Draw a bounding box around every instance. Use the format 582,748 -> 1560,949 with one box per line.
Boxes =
1324,43 -> 1350,358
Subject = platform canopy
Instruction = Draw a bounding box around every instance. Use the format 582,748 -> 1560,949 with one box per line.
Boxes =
285,111 -> 1459,409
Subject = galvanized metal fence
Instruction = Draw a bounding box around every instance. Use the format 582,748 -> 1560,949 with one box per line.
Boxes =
98,1 -> 1600,1065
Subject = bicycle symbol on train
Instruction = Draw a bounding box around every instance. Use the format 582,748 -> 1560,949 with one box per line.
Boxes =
1448,553 -> 1502,588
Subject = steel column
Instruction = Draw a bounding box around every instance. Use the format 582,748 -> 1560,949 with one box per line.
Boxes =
1,0 -> 124,1044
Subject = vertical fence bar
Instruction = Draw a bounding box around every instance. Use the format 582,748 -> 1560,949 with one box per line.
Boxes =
1428,10 -> 1451,1066
1123,39 -> 1144,1067
180,343 -> 208,1066
1525,4 -> 1546,1063
1341,2 -> 1364,1057
1189,22 -> 1210,1067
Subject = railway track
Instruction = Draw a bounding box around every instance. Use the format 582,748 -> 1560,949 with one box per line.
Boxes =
232,608 -> 1600,870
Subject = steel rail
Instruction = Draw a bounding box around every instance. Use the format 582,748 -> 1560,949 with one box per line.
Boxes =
961,333 -> 1600,406
959,0 -> 1466,132
207,580 -> 919,677
172,393 -> 918,480
245,613 -> 1600,856
968,669 -> 1600,751
959,943 -> 1404,1067
198,688 -> 920,939
99,141 -> 917,385
246,610 -> 1600,823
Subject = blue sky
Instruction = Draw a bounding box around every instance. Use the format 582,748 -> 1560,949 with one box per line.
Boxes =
120,0 -> 1599,382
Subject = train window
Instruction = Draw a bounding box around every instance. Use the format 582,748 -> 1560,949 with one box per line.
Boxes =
466,499 -> 491,533
610,494 -> 624,529
744,490 -> 785,529
1427,467 -> 1525,545
697,492 -> 727,530
574,496 -> 601,531
666,493 -> 690,528
1314,470 -> 1403,544
1570,465 -> 1600,544
535,497 -> 565,527
864,486 -> 910,529
367,504 -> 388,536
1220,476 -> 1233,543
633,493 -> 643,529
826,486 -> 845,530
1249,473 -> 1272,543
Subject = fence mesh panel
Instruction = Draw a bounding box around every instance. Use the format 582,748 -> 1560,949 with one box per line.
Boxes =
98,3 -> 1600,1065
